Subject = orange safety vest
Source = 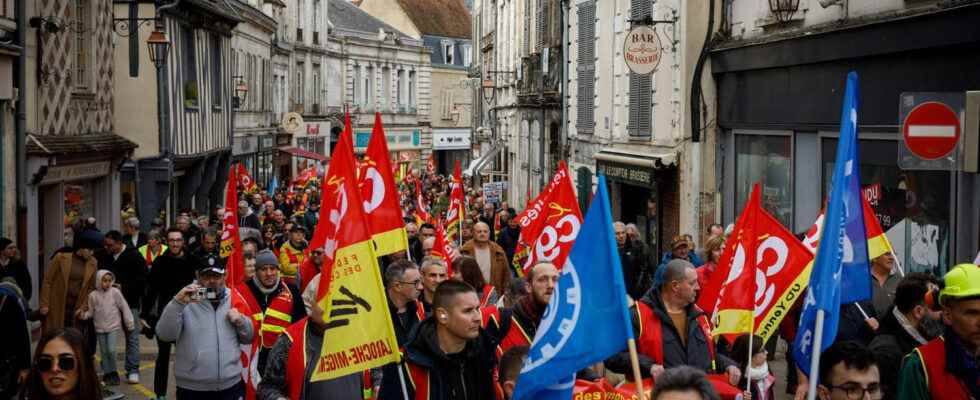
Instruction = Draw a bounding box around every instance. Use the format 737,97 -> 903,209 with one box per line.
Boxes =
239,281 -> 295,348
139,244 -> 167,267
635,301 -> 715,368
915,336 -> 973,399
481,306 -> 533,400
284,318 -> 375,400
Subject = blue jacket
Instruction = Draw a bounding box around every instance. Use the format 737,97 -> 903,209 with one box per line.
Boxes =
652,251 -> 704,288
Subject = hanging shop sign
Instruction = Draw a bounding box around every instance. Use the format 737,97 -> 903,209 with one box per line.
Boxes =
623,25 -> 662,75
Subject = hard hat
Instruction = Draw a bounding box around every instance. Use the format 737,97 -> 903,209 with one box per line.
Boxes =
940,264 -> 980,305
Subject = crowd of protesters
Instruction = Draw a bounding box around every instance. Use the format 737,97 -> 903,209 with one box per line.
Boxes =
0,167 -> 978,400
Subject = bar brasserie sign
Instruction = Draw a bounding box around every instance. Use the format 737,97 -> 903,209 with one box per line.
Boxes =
623,25 -> 662,75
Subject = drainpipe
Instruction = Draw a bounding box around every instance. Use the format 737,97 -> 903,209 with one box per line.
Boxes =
560,0 -> 568,166
15,0 -> 25,216
0,100 -> 5,234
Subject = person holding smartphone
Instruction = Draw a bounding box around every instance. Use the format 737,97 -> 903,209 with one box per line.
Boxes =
155,255 -> 254,400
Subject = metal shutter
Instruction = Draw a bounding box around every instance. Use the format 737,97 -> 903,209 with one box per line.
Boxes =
536,0 -> 547,51
627,0 -> 652,138
575,0 -> 596,134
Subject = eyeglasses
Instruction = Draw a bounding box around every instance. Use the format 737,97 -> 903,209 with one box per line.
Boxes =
824,383 -> 882,400
36,354 -> 76,373
168,238 -> 184,243
398,279 -> 423,287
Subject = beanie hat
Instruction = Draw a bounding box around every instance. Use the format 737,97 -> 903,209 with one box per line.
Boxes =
255,249 -> 280,269
74,229 -> 104,250
0,237 -> 11,251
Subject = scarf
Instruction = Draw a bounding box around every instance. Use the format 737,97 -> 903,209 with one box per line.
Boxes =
253,275 -> 280,296
517,296 -> 546,331
747,362 -> 770,381
893,307 -> 929,345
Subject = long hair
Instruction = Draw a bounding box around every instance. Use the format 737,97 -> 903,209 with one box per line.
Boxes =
453,257 -> 486,290
730,334 -> 765,374
26,328 -> 102,400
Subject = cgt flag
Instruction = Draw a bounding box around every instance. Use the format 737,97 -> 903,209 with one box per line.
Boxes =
237,164 -> 258,194
432,222 -> 458,275
445,160 -> 465,242
413,182 -> 431,225
793,71 -> 872,380
220,165 -> 245,286
309,116 -> 401,382
512,175 -> 633,400
359,112 -> 408,256
513,161 -> 581,275
698,184 -> 814,343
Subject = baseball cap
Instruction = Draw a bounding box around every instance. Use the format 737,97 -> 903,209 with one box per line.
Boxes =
671,235 -> 689,250
198,254 -> 226,275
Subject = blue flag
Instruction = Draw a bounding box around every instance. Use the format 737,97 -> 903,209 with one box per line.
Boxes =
512,175 -> 634,400
793,71 -> 872,378
267,175 -> 278,197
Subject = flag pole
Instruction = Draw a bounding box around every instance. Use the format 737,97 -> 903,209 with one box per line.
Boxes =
746,332 -> 753,395
397,363 -> 410,400
806,310 -> 825,400
626,338 -> 646,400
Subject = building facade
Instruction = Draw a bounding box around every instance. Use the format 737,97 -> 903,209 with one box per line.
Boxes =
330,0 -> 431,166
358,0 -> 474,175
231,0 -> 281,189
23,0 -> 138,302
0,0 -> 17,240
565,0 -> 719,257
712,0 -> 980,275
113,0 -> 241,229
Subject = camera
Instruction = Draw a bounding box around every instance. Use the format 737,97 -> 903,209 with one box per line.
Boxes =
194,287 -> 207,301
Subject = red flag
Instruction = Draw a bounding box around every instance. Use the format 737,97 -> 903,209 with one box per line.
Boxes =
432,223 -> 458,275
698,183 -> 815,342
513,161 -> 582,275
413,182 -> 431,225
237,164 -> 258,194
426,152 -> 435,175
220,165 -> 244,286
445,160 -> 465,242
292,167 -> 318,188
359,112 -> 408,256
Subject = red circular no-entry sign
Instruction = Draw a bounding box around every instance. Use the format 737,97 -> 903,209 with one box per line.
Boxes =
902,101 -> 961,160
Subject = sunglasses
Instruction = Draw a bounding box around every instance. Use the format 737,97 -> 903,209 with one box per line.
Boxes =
36,354 -> 76,373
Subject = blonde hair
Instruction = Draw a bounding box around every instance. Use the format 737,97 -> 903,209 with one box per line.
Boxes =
704,236 -> 726,263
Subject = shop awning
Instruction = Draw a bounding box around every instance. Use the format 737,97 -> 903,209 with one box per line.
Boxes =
280,146 -> 328,162
594,147 -> 677,169
464,144 -> 503,177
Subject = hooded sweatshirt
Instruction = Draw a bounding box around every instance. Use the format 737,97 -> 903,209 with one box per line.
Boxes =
83,270 -> 135,333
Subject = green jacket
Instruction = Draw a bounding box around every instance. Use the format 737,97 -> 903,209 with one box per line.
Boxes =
897,351 -> 930,400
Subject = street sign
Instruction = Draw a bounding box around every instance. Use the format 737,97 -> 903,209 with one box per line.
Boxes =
898,92 -> 964,171
482,181 -> 507,204
623,25 -> 661,75
902,102 -> 960,160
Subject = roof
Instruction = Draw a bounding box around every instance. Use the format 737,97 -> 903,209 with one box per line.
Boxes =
26,133 -> 138,156
394,0 -> 471,39
329,0 -> 410,38
181,0 -> 244,24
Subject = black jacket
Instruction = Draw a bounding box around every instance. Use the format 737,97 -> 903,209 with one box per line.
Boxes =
496,226 -> 521,265
836,300 -> 877,346
869,307 -> 930,399
380,318 -> 497,400
122,232 -> 148,249
239,212 -> 261,230
142,251 -> 199,320
98,246 -> 148,308
0,259 -> 32,301
618,241 -> 649,299
605,289 -> 735,377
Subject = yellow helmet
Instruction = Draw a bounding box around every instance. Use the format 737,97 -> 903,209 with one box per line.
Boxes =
940,264 -> 980,305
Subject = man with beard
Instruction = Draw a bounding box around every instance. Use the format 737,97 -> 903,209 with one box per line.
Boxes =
605,259 -> 741,387
869,276 -> 941,399
385,280 -> 497,400
899,264 -> 980,399
483,263 -> 558,356
238,250 -> 306,373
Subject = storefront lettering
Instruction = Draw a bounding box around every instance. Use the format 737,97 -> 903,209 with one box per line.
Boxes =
41,162 -> 110,184
597,162 -> 653,187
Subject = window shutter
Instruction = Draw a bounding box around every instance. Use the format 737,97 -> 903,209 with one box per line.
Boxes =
522,0 -> 530,56
627,0 -> 652,138
575,0 -> 595,134
536,0 -> 546,51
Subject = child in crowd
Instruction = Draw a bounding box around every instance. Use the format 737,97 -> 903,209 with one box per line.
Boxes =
81,270 -> 135,386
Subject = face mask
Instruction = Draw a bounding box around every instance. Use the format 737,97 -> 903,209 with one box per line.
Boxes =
747,361 -> 770,381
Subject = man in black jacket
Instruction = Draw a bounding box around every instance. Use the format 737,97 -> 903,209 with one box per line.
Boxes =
496,213 -> 520,266
237,200 -> 261,230
99,230 -> 148,384
142,227 -> 199,399
605,259 -> 740,385
121,217 -> 147,249
381,280 -> 497,400
869,276 -> 939,399
614,222 -> 649,299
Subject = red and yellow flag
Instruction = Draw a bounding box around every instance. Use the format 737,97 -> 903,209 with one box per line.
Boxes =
862,193 -> 894,261
512,161 -> 582,276
413,182 -> 431,226
237,164 -> 259,194
432,223 -> 458,275
698,183 -> 815,342
445,160 -> 465,243
220,165 -> 244,286
309,112 -> 400,382
359,112 -> 408,256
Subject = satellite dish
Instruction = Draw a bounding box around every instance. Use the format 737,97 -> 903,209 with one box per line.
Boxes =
281,112 -> 304,134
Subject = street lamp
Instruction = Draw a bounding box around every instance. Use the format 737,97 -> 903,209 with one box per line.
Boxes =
768,0 -> 801,23
233,76 -> 248,108
482,77 -> 495,104
146,28 -> 170,69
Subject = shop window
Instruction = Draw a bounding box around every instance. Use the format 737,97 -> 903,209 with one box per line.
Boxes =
735,134 -> 793,228
64,181 -> 95,228
182,27 -> 199,108
820,138 -> 951,276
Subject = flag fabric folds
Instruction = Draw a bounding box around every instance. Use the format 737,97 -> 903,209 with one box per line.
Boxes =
359,112 -> 408,256
432,223 -> 457,275
445,160 -> 465,242
512,162 -> 582,275
512,175 -> 633,400
308,114 -> 401,382
707,184 -> 762,337
793,71 -> 872,378
237,164 -> 259,194
413,182 -> 431,225
220,165 -> 245,286
267,175 -> 278,197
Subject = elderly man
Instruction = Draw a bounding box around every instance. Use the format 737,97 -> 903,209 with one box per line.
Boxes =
238,200 -> 261,229
238,249 -> 306,374
606,259 -> 740,386
419,257 -> 448,313
869,252 -> 901,317
121,217 -> 147,249
615,221 -> 650,299
460,221 -> 510,297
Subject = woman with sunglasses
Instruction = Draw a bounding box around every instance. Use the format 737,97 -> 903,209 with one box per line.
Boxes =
24,327 -> 102,400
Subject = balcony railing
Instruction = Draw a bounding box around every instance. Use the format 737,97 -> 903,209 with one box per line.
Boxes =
518,46 -> 561,100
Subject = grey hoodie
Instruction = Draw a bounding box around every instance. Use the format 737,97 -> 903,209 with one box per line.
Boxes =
82,270 -> 134,333
156,287 -> 254,392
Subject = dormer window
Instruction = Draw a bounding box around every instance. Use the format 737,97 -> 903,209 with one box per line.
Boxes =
442,40 -> 455,64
